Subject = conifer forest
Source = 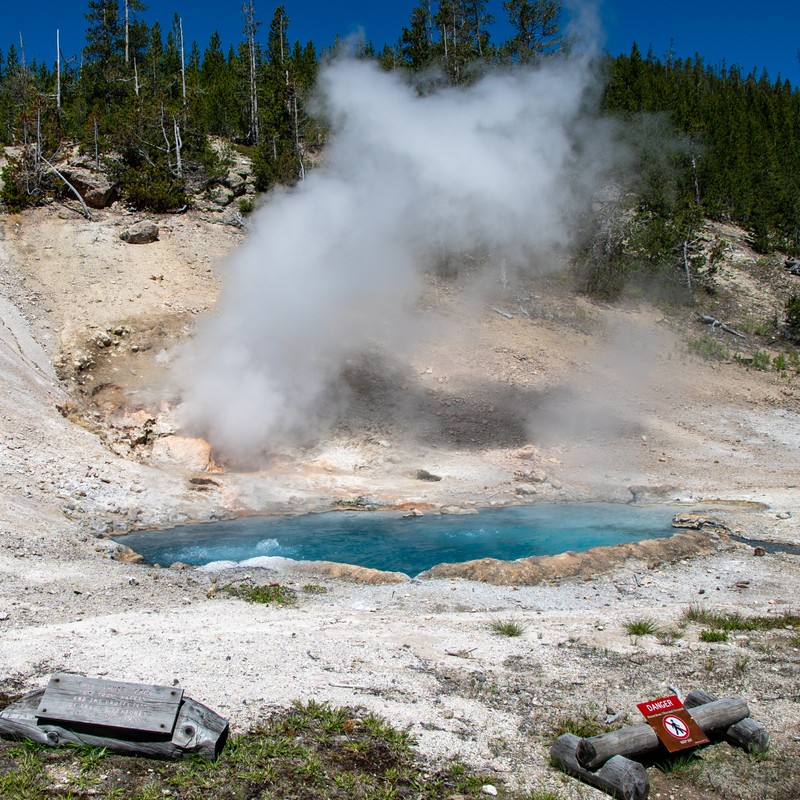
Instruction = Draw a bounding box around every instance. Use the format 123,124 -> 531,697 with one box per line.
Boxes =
1,0 -> 799,273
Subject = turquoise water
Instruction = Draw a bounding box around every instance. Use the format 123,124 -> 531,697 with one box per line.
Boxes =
115,503 -> 677,576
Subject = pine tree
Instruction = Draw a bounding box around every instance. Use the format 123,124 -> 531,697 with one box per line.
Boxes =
503,0 -> 564,63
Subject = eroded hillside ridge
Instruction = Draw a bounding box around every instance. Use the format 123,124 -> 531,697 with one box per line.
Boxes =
0,201 -> 798,539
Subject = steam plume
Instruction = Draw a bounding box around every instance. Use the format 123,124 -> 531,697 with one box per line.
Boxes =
177,53 -> 620,459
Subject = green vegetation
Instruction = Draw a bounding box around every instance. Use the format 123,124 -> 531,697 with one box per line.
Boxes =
488,617 -> 528,637
222,582 -> 297,605
699,629 -> 729,643
688,335 -> 730,362
301,583 -> 328,594
623,617 -> 659,636
0,702 -> 519,799
552,708 -> 608,739
652,751 -> 703,775
786,296 -> 800,342
656,627 -> 684,646
683,606 -> 800,632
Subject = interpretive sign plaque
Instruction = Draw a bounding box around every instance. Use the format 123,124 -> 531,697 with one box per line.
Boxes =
35,673 -> 183,735
636,694 -> 709,753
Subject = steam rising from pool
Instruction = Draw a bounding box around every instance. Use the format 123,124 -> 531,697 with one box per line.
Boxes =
116,504 -> 676,577
176,42 -> 624,460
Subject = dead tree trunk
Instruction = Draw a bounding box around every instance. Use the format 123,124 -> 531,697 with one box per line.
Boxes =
39,154 -> 92,220
550,733 -> 648,800
684,690 -> 769,753
179,17 -> 187,105
56,30 -> 61,113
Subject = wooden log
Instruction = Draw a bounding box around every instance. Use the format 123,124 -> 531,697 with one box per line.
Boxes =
684,690 -> 769,753
576,698 -> 748,771
550,733 -> 649,800
0,689 -> 228,761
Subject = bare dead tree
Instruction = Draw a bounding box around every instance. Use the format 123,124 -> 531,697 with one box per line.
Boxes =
56,30 -> 61,113
40,154 -> 92,219
125,0 -> 130,64
173,118 -> 183,178
293,93 -> 305,181
689,136 -> 701,205
179,17 -> 187,105
243,1 -> 260,145
93,116 -> 100,170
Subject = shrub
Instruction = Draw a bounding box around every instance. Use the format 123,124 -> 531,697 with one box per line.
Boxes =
688,335 -> 729,361
223,583 -> 297,605
0,160 -> 44,212
785,296 -> 800,343
488,618 -> 527,637
117,160 -> 188,212
623,618 -> 659,636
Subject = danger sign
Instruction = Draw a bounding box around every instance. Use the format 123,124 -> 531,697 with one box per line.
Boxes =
637,695 -> 710,753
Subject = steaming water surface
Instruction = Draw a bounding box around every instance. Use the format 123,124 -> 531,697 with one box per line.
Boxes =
116,503 -> 677,576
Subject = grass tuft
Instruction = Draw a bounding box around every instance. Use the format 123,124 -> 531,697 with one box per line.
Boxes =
700,629 -> 729,643
553,709 -> 608,739
488,618 -> 528,637
656,627 -> 684,646
623,617 -> 659,636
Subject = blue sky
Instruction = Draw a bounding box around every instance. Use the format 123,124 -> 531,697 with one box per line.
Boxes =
2,1 -> 799,86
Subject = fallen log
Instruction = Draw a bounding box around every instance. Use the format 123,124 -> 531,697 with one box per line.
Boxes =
0,686 -> 228,761
698,315 -> 745,338
684,689 -> 769,754
550,733 -> 648,800
576,697 -> 748,771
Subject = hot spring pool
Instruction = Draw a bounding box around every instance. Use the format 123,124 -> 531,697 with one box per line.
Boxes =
115,503 -> 678,576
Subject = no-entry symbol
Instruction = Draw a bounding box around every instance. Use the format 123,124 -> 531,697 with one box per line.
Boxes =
663,714 -> 690,740
636,695 -> 710,753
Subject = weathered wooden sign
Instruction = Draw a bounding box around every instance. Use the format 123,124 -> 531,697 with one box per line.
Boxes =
636,694 -> 710,753
0,673 -> 228,760
36,673 -> 183,735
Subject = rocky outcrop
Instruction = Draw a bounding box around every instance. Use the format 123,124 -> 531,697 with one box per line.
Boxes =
151,435 -> 212,471
120,220 -> 159,244
60,166 -> 118,208
420,529 -> 728,585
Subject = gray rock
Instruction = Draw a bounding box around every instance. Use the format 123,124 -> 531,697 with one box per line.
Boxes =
120,220 -> 159,244
60,166 -> 118,208
209,185 -> 234,207
515,484 -> 538,496
416,469 -> 442,482
223,170 -> 246,196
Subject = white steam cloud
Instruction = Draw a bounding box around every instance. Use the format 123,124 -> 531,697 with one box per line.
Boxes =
177,54 -> 620,460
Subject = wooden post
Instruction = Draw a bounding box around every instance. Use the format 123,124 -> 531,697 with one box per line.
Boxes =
576,698 -> 749,771
550,733 -> 648,800
684,690 -> 769,754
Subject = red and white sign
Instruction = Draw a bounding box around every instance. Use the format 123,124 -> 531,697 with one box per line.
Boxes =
662,715 -> 690,740
637,695 -> 710,753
